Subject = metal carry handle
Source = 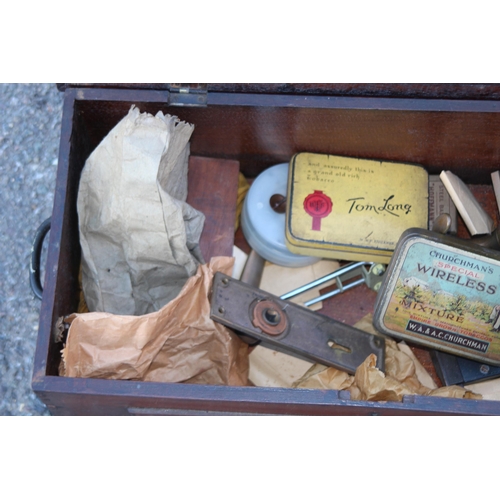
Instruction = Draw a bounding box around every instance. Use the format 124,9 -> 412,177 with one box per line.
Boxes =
29,217 -> 51,300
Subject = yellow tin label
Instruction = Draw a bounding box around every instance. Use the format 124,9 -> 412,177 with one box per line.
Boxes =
286,153 -> 429,262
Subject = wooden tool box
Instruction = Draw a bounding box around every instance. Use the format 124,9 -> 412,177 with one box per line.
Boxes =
32,83 -> 500,415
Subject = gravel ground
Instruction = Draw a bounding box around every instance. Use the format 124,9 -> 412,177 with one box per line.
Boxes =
0,83 -> 63,416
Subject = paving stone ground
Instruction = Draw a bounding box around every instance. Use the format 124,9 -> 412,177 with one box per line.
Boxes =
0,83 -> 63,415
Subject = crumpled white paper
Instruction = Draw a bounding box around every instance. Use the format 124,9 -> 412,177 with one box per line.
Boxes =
77,106 -> 205,315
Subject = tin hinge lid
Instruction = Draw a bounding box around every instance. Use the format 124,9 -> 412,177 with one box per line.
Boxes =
56,83 -> 208,106
56,83 -> 500,101
167,83 -> 207,106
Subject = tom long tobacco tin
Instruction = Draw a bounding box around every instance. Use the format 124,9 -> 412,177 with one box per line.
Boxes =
374,228 -> 500,365
285,153 -> 429,263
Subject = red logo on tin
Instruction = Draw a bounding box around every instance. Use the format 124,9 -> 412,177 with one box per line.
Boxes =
303,190 -> 332,231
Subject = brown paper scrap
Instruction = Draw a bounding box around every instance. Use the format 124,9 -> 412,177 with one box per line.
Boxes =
293,314 -> 481,401
464,378 -> 500,401
60,257 -> 249,386
397,341 -> 438,390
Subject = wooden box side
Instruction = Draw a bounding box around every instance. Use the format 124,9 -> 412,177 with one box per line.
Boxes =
35,375 -> 500,416
33,87 -> 500,415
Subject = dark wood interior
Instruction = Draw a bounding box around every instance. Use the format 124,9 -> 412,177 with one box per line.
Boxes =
33,86 -> 500,415
71,89 -> 500,182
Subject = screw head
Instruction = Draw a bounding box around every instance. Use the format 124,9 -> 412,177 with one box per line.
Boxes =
371,264 -> 385,276
264,308 -> 281,326
269,194 -> 287,213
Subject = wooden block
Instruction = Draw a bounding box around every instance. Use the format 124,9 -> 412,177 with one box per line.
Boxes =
187,156 -> 240,261
440,171 -> 494,235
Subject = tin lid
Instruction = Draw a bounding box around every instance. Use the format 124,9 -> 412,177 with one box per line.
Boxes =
373,228 -> 500,365
241,163 -> 320,267
285,153 -> 429,262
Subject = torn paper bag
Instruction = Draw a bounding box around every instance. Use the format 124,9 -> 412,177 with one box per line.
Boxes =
292,314 -> 481,401
78,105 -> 205,315
61,257 -> 249,386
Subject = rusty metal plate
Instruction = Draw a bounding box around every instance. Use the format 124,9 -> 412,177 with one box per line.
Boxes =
210,272 -> 385,374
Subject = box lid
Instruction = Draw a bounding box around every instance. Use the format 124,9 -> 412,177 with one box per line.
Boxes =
56,83 -> 500,100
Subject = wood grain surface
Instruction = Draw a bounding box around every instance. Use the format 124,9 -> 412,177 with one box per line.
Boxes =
187,156 -> 240,261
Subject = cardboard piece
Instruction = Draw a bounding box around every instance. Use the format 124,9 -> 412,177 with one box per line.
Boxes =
247,259 -> 341,387
465,378 -> 500,400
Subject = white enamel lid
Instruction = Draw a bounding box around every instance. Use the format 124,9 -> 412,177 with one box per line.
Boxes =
241,163 -> 320,267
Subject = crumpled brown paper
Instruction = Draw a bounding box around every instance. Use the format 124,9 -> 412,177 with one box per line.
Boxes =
78,105 -> 205,315
292,314 -> 481,401
60,257 -> 249,386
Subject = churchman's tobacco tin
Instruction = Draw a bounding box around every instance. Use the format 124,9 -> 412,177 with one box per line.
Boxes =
373,228 -> 500,365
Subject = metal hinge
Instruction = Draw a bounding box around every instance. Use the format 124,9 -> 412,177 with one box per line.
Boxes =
168,83 -> 207,106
